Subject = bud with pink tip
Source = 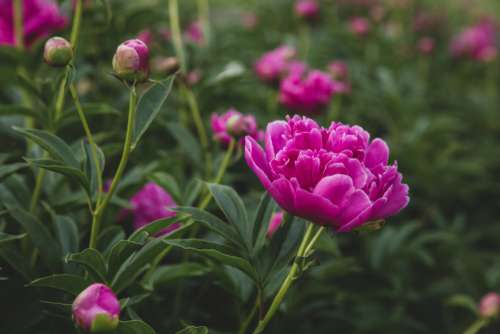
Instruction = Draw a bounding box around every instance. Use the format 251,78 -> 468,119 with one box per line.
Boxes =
348,17 -> 371,37
267,212 -> 284,238
294,0 -> 319,21
43,36 -> 73,67
112,39 -> 150,82
72,283 -> 120,332
479,292 -> 500,318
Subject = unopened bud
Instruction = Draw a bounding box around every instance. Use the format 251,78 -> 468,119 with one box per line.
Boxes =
43,37 -> 73,67
151,56 -> 180,75
112,39 -> 150,82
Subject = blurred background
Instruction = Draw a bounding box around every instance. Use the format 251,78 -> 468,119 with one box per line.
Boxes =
1,0 -> 500,333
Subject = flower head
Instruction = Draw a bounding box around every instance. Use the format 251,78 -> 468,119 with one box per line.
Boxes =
267,211 -> 284,238
295,0 -> 319,20
348,17 -> 371,37
185,21 -> 204,46
121,182 -> 179,235
112,39 -> 150,82
245,115 -> 409,232
450,19 -> 498,62
279,70 -> 336,114
479,292 -> 500,318
0,0 -> 67,48
43,36 -> 72,67
255,46 -> 297,83
211,108 -> 261,145
72,283 -> 120,332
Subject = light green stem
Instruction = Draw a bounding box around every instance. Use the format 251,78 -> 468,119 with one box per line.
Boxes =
251,223 -> 316,334
169,0 -> 186,73
13,0 -> 24,49
464,318 -> 490,334
89,87 -> 137,249
69,84 -> 103,205
196,0 -> 210,45
304,226 -> 324,256
70,0 -> 83,51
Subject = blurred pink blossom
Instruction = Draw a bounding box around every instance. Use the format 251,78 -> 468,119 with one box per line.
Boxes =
450,19 -> 498,62
254,46 -> 297,83
294,0 -> 319,20
348,17 -> 371,37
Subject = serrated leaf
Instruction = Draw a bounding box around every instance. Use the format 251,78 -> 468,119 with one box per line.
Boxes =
66,249 -> 108,283
29,274 -> 91,295
132,76 -> 175,148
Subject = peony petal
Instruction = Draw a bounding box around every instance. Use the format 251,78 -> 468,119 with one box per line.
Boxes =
245,136 -> 273,189
365,138 -> 389,168
371,176 -> 409,220
268,177 -> 296,213
313,174 -> 354,206
336,190 -> 372,228
294,188 -> 339,226
265,120 -> 289,161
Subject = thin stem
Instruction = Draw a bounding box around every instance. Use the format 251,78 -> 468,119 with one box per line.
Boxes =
29,169 -> 46,212
53,69 -> 69,125
169,0 -> 186,73
251,223 -> 316,334
304,226 -> 325,256
239,299 -> 259,334
196,0 -> 210,45
70,0 -> 83,51
464,318 -> 490,334
13,0 -> 24,50
89,86 -> 137,249
69,84 -> 103,205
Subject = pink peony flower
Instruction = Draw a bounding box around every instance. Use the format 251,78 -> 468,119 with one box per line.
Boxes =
121,182 -> 179,236
328,61 -> 349,80
0,0 -> 67,48
417,36 -> 435,55
294,0 -> 319,20
254,46 -> 297,83
479,292 -> 500,318
450,19 -> 498,62
279,70 -> 336,114
267,211 -> 284,238
244,115 -> 409,232
211,108 -> 260,146
185,21 -> 204,46
348,17 -> 371,37
72,283 -> 120,332
112,39 -> 150,82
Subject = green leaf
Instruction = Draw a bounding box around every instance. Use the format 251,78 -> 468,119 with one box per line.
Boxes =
66,249 -> 108,283
175,206 -> 242,247
251,192 -> 275,253
116,320 -> 156,334
7,206 -> 62,272
82,140 -> 105,197
164,239 -> 257,281
149,172 -> 182,203
52,214 -> 79,256
149,263 -> 208,288
208,184 -> 251,251
207,61 -> 245,86
0,105 -> 39,118
29,274 -> 91,295
183,178 -> 203,206
98,226 -> 126,255
12,127 -> 79,168
165,122 -> 202,164
446,294 -> 479,315
111,238 -> 168,293
129,216 -> 181,242
0,232 -> 26,247
175,326 -> 208,334
106,240 -> 143,279
132,76 -> 175,148
0,162 -> 27,182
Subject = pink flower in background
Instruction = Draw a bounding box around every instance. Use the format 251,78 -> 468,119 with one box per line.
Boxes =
286,60 -> 308,77
121,182 -> 179,236
241,12 -> 258,29
413,12 -> 443,33
279,70 -> 336,114
450,19 -> 498,62
479,292 -> 500,318
255,46 -> 297,83
185,21 -> 204,45
328,61 -> 349,81
159,27 -> 171,41
0,0 -> 67,47
267,211 -> 284,238
348,17 -> 371,37
72,283 -> 120,332
332,80 -> 352,95
294,0 -> 319,20
137,29 -> 153,47
186,69 -> 202,86
211,108 -> 261,146
245,115 -> 409,232
417,36 -> 435,55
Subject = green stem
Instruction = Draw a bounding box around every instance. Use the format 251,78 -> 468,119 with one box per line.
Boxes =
13,0 -> 24,50
69,84 -> 103,205
71,0 -> 83,50
251,223 -> 316,334
303,226 -> 324,256
169,0 -> 186,73
89,86 -> 137,249
196,0 -> 210,45
464,318 -> 490,334
29,169 -> 46,212
239,299 -> 259,334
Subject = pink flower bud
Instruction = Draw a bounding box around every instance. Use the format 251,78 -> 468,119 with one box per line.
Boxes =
72,283 -> 120,332
479,292 -> 500,318
328,61 -> 349,80
43,36 -> 73,67
112,39 -> 150,82
417,37 -> 435,55
348,17 -> 371,37
211,108 -> 260,146
294,0 -> 320,20
267,211 -> 284,238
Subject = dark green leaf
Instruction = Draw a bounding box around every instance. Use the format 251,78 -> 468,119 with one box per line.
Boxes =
26,158 -> 89,194
132,76 -> 175,148
116,320 -> 156,334
52,214 -> 79,256
252,192 -> 275,253
150,263 -> 208,288
0,163 -> 27,182
66,248 -> 108,283
0,232 -> 26,247
129,216 -> 181,242
176,326 -> 208,334
149,172 -> 182,203
82,140 -> 105,197
0,105 -> 39,118
165,122 -> 201,164
107,240 -> 143,279
29,274 -> 91,295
